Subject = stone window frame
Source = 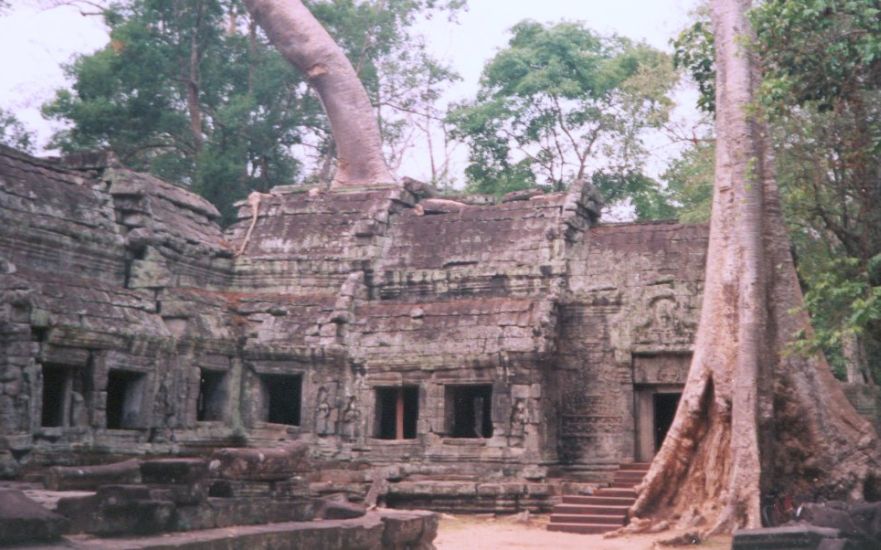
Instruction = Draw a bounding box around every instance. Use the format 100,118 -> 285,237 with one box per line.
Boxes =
442,383 -> 494,439
104,368 -> 150,430
258,372 -> 304,427
371,385 -> 420,441
37,361 -> 91,434
195,368 -> 229,423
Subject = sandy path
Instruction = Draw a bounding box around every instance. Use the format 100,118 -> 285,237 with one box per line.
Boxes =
435,514 -> 732,550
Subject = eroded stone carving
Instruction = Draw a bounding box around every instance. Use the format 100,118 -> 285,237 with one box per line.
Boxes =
508,398 -> 529,447
315,386 -> 336,436
340,395 -> 361,441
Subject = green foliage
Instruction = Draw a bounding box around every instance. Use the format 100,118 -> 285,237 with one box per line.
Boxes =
449,20 -> 677,216
43,0 -> 307,223
0,108 -> 34,152
591,171 -> 678,220
751,1 -> 881,380
668,1 -> 881,379
662,140 -> 714,223
792,256 -> 881,378
672,15 -> 715,113
43,0 -> 462,224
751,0 -> 881,111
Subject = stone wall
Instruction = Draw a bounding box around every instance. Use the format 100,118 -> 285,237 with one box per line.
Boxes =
556,222 -> 708,472
0,145 -> 708,485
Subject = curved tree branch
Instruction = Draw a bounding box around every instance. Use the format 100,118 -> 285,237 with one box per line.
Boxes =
243,0 -> 395,187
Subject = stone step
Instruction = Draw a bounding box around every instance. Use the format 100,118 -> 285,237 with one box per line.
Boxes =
552,504 -> 630,517
612,478 -> 644,486
618,462 -> 652,472
547,463 -> 642,536
547,522 -> 619,535
549,513 -> 626,525
561,495 -> 634,506
595,488 -> 637,498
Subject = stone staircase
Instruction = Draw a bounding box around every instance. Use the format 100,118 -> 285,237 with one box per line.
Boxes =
547,462 -> 650,535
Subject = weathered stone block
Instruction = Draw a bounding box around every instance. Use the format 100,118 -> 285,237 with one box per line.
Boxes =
0,489 -> 68,545
95,484 -> 151,506
316,495 -> 367,520
380,509 -> 439,550
174,497 -> 315,531
732,525 -> 847,550
46,459 -> 141,490
141,458 -> 209,484
149,482 -> 208,505
797,501 -> 881,549
91,498 -> 175,536
209,443 -> 309,481
55,493 -> 98,534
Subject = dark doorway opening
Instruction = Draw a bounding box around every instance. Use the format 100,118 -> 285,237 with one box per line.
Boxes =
41,365 -> 68,427
106,370 -> 146,429
653,392 -> 681,450
197,369 -> 227,422
262,373 -> 302,425
374,386 -> 418,439
445,385 -> 493,438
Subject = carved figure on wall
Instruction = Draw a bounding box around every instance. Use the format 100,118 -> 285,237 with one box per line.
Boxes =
633,294 -> 696,346
70,391 -> 87,427
507,398 -> 528,447
340,395 -> 361,441
315,386 -> 335,436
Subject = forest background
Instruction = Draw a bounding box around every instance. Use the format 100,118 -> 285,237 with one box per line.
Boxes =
0,0 -> 878,387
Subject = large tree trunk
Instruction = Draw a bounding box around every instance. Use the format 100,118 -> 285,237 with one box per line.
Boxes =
625,0 -> 880,534
243,0 -> 395,187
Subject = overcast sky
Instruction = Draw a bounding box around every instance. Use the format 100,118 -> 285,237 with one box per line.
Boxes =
0,0 -> 701,184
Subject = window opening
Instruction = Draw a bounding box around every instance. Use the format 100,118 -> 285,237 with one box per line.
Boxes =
197,369 -> 227,422
445,384 -> 493,438
41,364 -> 86,428
106,370 -> 146,429
261,373 -> 302,426
374,386 -> 418,439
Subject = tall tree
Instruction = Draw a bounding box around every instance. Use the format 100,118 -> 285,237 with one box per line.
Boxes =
44,0 -> 314,223
449,20 -> 676,216
244,0 -> 392,186
752,0 -> 881,383
308,0 -> 463,187
671,0 -> 881,382
43,0 -> 461,221
627,0 -> 880,534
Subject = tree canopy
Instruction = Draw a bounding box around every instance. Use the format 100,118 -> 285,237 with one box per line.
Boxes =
42,0 -> 462,223
627,0 -> 880,534
0,108 -> 34,152
449,20 -> 678,217
671,0 -> 881,381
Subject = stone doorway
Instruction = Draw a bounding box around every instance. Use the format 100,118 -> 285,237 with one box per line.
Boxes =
653,392 -> 680,450
635,386 -> 682,461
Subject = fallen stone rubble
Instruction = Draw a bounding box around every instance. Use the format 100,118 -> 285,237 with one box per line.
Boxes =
733,501 -> 881,550
0,445 -> 438,549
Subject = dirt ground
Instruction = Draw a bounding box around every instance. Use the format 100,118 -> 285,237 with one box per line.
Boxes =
435,514 -> 733,550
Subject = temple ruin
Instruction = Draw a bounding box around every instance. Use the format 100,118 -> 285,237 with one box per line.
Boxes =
4,142 -> 881,546
0,142 -> 713,488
